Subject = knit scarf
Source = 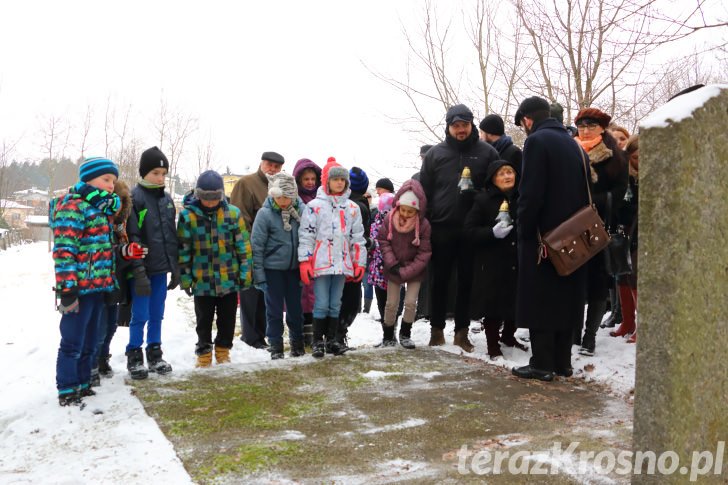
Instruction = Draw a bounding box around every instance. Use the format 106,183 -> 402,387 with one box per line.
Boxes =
272,200 -> 301,231
138,179 -> 165,190
388,209 -> 420,246
576,135 -> 603,153
298,185 -> 318,203
73,182 -> 121,216
491,135 -> 514,154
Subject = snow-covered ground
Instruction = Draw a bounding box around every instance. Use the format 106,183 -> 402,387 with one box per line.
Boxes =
0,243 -> 636,483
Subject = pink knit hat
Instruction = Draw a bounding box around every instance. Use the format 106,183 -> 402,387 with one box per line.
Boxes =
378,192 -> 395,212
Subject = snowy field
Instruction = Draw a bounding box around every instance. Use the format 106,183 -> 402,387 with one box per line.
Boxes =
0,243 -> 636,483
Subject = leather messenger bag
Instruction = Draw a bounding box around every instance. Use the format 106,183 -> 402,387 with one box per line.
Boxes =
537,143 -> 610,276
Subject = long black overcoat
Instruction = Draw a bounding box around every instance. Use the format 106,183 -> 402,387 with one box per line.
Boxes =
515,119 -> 588,331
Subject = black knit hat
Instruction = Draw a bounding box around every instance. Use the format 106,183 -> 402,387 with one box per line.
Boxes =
375,178 -> 394,193
139,146 -> 169,178
419,145 -> 433,157
261,151 -> 285,164
514,96 -> 551,126
445,104 -> 474,126
479,114 -> 504,136
550,103 -> 564,123
349,167 -> 369,192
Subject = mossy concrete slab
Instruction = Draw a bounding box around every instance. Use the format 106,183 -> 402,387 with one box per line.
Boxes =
133,349 -> 632,484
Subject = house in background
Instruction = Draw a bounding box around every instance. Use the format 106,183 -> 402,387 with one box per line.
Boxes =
223,174 -> 241,198
1,200 -> 34,229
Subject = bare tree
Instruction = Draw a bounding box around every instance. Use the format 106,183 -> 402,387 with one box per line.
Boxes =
154,94 -> 198,196
0,137 -> 21,224
77,103 -> 93,161
39,112 -> 69,250
195,130 -> 216,175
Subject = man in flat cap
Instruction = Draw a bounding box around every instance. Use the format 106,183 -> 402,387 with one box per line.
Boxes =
230,151 -> 284,349
511,96 -> 588,382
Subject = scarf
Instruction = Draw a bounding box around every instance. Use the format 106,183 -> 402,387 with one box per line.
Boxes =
138,179 -> 165,190
298,185 -> 318,203
387,209 -> 420,246
73,182 -> 121,216
491,135 -> 514,154
272,200 -> 301,231
576,135 -> 603,153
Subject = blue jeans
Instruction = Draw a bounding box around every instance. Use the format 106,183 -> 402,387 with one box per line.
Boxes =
264,269 -> 304,345
313,274 -> 346,319
93,304 -> 119,367
362,271 -> 373,300
127,273 -> 167,351
56,292 -> 104,391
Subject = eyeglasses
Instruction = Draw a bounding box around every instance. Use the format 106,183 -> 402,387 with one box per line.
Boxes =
576,122 -> 600,130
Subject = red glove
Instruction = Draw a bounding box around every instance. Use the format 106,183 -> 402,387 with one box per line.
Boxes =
352,264 -> 365,283
299,259 -> 314,285
120,242 -> 148,260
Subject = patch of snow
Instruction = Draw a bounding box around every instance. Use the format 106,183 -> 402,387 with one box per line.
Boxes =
640,84 -> 728,129
277,430 -> 306,440
362,370 -> 399,379
361,418 -> 427,435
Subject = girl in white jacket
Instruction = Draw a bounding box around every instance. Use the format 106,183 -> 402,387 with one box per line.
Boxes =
298,157 -> 367,358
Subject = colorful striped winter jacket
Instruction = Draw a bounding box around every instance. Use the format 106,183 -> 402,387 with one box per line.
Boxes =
177,193 -> 252,297
51,191 -> 116,295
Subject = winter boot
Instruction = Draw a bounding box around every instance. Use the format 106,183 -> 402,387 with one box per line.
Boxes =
270,342 -> 284,360
482,320 -> 503,358
335,320 -> 355,352
196,352 -> 213,368
58,388 -> 83,407
626,331 -> 637,344
326,317 -> 347,356
98,355 -> 113,378
214,346 -> 231,364
601,282 -> 623,328
78,382 -> 96,397
303,313 -> 313,348
362,298 -> 373,314
499,320 -> 528,352
311,318 -> 327,358
453,328 -> 474,353
126,347 -> 149,380
379,324 -> 397,347
399,321 -> 415,349
89,367 -> 101,387
579,299 -> 607,356
611,286 -> 637,337
428,327 -> 445,346
290,340 -> 306,357
146,343 -> 173,375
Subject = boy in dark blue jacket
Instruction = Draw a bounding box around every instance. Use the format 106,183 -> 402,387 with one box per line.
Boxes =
125,146 -> 179,379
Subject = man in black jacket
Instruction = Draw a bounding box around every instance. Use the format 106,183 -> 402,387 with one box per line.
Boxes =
420,104 -> 499,351
511,96 -> 589,382
479,114 -> 522,173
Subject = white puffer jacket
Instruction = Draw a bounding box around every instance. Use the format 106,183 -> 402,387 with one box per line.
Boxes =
298,186 -> 366,277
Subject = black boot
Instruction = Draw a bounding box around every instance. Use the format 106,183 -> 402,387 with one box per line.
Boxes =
312,318 -> 327,358
89,367 -> 101,387
483,319 -> 504,358
98,355 -> 113,378
362,298 -> 373,313
499,320 -> 528,352
290,340 -> 305,357
601,282 -> 623,328
270,342 -> 284,360
303,313 -> 313,347
325,317 -> 347,355
58,389 -> 83,407
146,344 -> 173,375
379,324 -> 397,347
579,299 -> 607,356
399,321 -> 415,349
126,348 -> 148,380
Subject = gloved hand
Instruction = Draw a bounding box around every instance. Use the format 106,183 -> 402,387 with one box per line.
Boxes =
120,242 -> 148,260
167,271 -> 181,290
132,266 -> 152,297
255,282 -> 268,293
492,221 -> 514,239
57,290 -> 79,314
299,259 -> 314,285
352,264 -> 365,282
389,264 -> 401,276
183,286 -> 194,297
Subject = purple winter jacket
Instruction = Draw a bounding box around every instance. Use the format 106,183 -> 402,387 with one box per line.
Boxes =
377,179 -> 432,285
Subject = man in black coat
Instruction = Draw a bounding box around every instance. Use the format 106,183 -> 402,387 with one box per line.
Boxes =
420,104 -> 499,351
479,114 -> 523,173
511,96 -> 589,381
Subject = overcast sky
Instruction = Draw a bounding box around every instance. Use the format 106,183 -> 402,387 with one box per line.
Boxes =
0,0 -> 439,184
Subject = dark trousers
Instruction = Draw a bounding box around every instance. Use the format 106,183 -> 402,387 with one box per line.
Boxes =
264,269 -> 304,345
195,292 -> 238,355
429,228 -> 474,331
56,292 -> 104,391
339,281 -> 361,329
239,287 -> 267,347
529,328 -> 573,373
93,304 -> 119,367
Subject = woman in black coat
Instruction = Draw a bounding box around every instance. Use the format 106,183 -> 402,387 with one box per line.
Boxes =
464,159 -> 527,358
573,108 -> 629,356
